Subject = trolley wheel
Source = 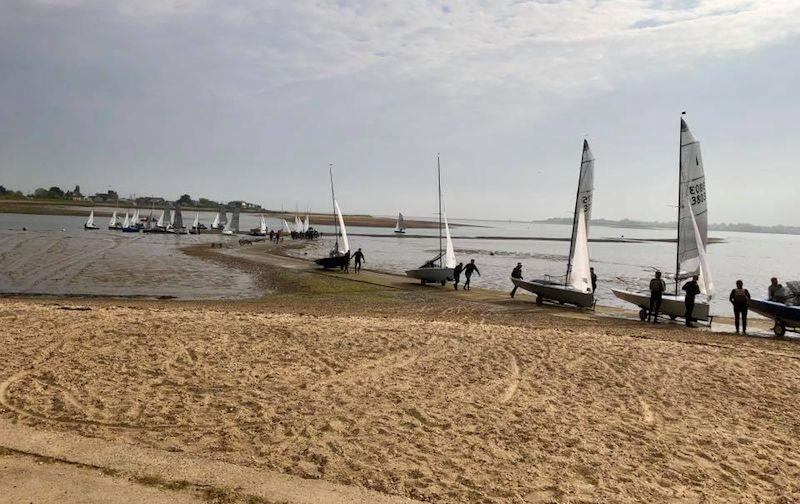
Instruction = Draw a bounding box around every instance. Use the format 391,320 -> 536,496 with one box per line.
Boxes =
638,309 -> 648,321
774,321 -> 787,338
440,280 -> 446,286
669,314 -> 677,321
535,295 -> 543,306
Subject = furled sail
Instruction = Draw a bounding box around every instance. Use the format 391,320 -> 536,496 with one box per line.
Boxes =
334,200 -> 349,253
567,207 -> 592,293
443,213 -> 456,268
230,207 -> 240,233
173,206 -> 184,229
677,118 -> 708,280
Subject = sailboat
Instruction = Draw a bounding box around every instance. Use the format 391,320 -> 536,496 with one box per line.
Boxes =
84,209 -> 99,230
122,210 -> 139,233
303,215 -> 310,233
394,212 -> 406,234
512,140 -> 595,307
405,155 -> 456,285
249,214 -> 268,236
108,209 -> 121,230
190,211 -> 201,234
282,219 -> 292,234
222,207 -> 239,235
315,166 -> 351,269
612,115 -> 715,322
173,205 -> 187,234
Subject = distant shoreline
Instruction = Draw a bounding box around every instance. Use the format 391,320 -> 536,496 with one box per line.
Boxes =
536,217 -> 800,236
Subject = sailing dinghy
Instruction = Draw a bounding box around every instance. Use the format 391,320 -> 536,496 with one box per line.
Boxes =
394,213 -> 406,234
405,155 -> 456,285
222,207 -> 240,235
315,166 -> 351,269
108,209 -> 121,230
512,140 -> 595,307
122,211 -> 139,233
250,214 -> 268,236
84,209 -> 99,230
612,116 -> 715,323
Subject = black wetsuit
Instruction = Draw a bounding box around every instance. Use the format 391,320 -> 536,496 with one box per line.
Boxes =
510,265 -> 523,298
453,264 -> 463,290
649,278 -> 666,322
463,263 -> 480,291
682,279 -> 701,326
353,250 -> 364,273
729,288 -> 751,334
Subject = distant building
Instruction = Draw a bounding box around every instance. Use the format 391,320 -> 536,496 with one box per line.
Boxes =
227,200 -> 262,210
136,196 -> 166,207
91,190 -> 119,203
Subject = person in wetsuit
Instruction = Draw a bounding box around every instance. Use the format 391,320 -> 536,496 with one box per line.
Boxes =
729,280 -> 751,335
768,277 -> 785,302
590,267 -> 597,293
353,248 -> 365,274
682,274 -> 701,327
463,259 -> 480,291
453,262 -> 464,290
648,271 -> 666,323
510,263 -> 523,298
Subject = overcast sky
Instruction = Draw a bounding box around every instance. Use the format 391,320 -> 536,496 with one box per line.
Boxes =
1,0 -> 798,225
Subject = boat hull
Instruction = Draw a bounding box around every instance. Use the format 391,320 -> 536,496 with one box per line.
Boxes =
512,278 -> 594,308
315,255 -> 349,270
405,267 -> 454,285
748,299 -> 800,336
612,289 -> 710,322
84,225 -> 99,230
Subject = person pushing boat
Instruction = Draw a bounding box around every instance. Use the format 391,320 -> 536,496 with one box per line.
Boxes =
453,262 -> 464,290
682,275 -> 701,327
463,259 -> 480,291
510,263 -> 523,298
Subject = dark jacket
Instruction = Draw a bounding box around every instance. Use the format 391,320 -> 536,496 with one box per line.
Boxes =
682,280 -> 701,302
464,263 -> 480,277
453,264 -> 464,277
511,265 -> 523,280
729,288 -> 751,307
650,278 -> 666,294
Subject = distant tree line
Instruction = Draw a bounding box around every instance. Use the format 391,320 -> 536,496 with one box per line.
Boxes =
540,217 -> 800,236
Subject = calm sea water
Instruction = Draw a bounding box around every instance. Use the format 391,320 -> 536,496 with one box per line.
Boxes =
2,212 -> 798,315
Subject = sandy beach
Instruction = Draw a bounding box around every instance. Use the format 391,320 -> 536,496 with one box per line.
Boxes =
1,242 -> 799,503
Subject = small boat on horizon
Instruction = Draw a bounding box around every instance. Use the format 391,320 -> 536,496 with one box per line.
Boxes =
512,139 -> 595,308
405,155 -> 456,286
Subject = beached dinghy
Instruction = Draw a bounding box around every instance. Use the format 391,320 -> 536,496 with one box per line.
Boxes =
222,207 -> 239,235
394,212 -> 406,234
612,115 -> 715,322
84,209 -> 99,230
405,155 -> 456,285
315,166 -> 351,269
512,140 -> 595,307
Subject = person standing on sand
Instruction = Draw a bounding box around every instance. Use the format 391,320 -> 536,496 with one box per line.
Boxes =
353,248 -> 365,274
510,263 -> 523,298
269,229 -> 274,242
590,267 -> 597,293
729,280 -> 751,335
341,250 -> 351,273
648,271 -> 666,323
682,274 -> 701,327
453,262 -> 464,290
463,259 -> 480,291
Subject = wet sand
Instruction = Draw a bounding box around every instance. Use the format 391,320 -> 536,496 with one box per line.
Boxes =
2,243 -> 799,503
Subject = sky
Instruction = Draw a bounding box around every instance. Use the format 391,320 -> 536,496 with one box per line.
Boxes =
1,0 -> 799,225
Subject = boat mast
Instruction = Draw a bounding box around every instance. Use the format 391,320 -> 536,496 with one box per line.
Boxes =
437,154 -> 443,267
565,140 -> 585,287
675,113 -> 684,295
329,164 -> 339,251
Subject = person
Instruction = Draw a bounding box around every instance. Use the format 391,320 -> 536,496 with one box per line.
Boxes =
768,277 -> 785,302
341,250 -> 351,273
682,275 -> 701,327
463,259 -> 480,291
590,267 -> 597,293
269,229 -> 274,242
353,248 -> 365,274
453,262 -> 464,290
729,280 -> 751,335
510,263 -> 523,298
648,271 -> 666,323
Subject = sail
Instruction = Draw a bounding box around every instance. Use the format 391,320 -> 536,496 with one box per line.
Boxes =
259,214 -> 267,233
571,140 -> 594,245
164,206 -> 172,227
230,207 -> 240,233
109,210 -> 117,227
303,215 -> 310,232
86,210 -> 94,227
567,207 -> 592,293
146,209 -> 153,230
174,206 -> 184,229
443,213 -> 456,268
211,212 -> 220,228
334,200 -> 349,253
677,118 -> 708,278
295,216 -> 303,233
688,194 -> 715,298
283,219 -> 292,233
395,212 -> 406,232
219,208 -> 228,226
122,212 -> 130,228
156,210 -> 164,227
192,212 -> 199,229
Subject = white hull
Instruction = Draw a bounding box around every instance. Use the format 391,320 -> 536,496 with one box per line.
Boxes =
512,278 -> 594,308
406,267 -> 454,285
612,288 -> 710,322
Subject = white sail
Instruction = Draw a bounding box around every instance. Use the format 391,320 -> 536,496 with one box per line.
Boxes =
303,215 -> 310,232
211,212 -> 220,228
334,200 -> 349,253
259,214 -> 267,233
572,140 -> 594,242
294,216 -> 303,233
192,212 -> 199,229
395,212 -> 406,232
688,194 -> 715,298
283,219 -> 292,233
443,213 -> 456,268
164,206 -> 172,227
122,212 -> 130,228
156,210 -> 164,228
109,210 -> 117,227
567,207 -> 592,293
86,210 -> 95,227
677,118 -> 708,279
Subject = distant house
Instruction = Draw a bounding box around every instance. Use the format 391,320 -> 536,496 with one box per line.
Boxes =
91,190 -> 119,203
136,196 -> 166,207
228,200 -> 262,210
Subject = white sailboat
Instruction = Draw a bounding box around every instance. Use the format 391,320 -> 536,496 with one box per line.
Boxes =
315,165 -> 351,269
222,207 -> 239,235
156,210 -> 165,228
190,211 -> 201,234
394,212 -> 406,234
512,139 -> 595,307
84,209 -> 99,230
122,211 -> 138,233
250,214 -> 268,236
173,205 -> 186,233
108,210 -> 121,230
405,155 -> 456,285
612,115 -> 715,322
210,211 -> 221,230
